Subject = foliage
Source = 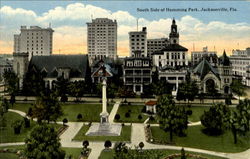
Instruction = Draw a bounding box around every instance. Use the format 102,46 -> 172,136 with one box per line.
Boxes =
31,92 -> 63,123
115,114 -> 120,121
11,120 -> 23,134
157,94 -> 188,142
118,86 -> 135,98
82,140 -> 89,148
23,117 -> 30,128
22,68 -> 45,96
0,115 -> 7,128
176,80 -> 198,104
152,79 -> 172,96
55,76 -> 69,98
200,103 -> 230,135
24,124 -> 65,159
68,80 -> 86,101
1,98 -> 9,113
181,148 -> 186,159
125,112 -> 130,118
206,79 -> 219,103
138,115 -> 142,120
104,140 -> 112,148
77,114 -> 83,121
107,83 -> 118,99
3,71 -> 19,96
138,142 -> 144,150
231,79 -> 247,101
236,99 -> 250,132
63,118 -> 68,126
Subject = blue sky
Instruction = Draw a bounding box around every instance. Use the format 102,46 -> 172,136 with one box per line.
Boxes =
0,0 -> 250,56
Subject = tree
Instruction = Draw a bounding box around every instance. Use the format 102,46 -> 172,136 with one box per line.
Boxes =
82,140 -> 89,148
31,92 -> 63,123
24,124 -> 65,159
206,80 -> 218,103
11,120 -> 23,134
157,94 -> 188,142
68,81 -> 86,101
107,83 -> 118,100
1,98 -> 9,113
181,148 -> 186,159
138,142 -> 144,150
200,103 -> 230,135
138,115 -> 142,120
23,117 -> 30,128
231,79 -> 246,102
152,79 -> 172,96
22,67 -> 45,96
3,71 -> 19,96
177,80 -> 198,105
104,140 -> 112,149
55,76 -> 69,102
236,99 -> 250,132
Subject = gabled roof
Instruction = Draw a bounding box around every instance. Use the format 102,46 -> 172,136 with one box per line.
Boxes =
92,64 -> 113,78
152,44 -> 188,55
193,59 -> 219,80
29,55 -> 89,78
145,100 -> 157,106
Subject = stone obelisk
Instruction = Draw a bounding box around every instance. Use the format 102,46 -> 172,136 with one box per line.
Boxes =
100,77 -> 109,123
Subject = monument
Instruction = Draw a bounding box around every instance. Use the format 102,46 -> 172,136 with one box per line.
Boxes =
86,64 -> 122,136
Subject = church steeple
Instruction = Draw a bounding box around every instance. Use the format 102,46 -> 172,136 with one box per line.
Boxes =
169,18 -> 179,44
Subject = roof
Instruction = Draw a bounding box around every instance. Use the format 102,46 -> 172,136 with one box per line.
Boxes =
193,59 -> 219,80
145,100 -> 157,106
152,44 -> 188,55
29,55 -> 89,78
219,50 -> 231,66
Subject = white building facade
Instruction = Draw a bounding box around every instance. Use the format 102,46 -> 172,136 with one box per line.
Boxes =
230,48 -> 250,86
87,18 -> 117,64
129,27 -> 147,57
14,26 -> 54,60
191,46 -> 218,66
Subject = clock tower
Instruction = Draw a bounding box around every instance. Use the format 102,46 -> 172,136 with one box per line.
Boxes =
169,18 -> 179,44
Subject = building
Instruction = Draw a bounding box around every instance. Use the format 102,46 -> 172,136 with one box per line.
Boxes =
0,55 -> 13,81
230,48 -> 250,85
145,100 -> 157,114
14,26 -> 54,60
13,53 -> 90,89
87,18 -> 117,64
123,51 -> 152,94
147,38 -> 169,58
152,19 -> 188,68
191,46 -> 218,66
191,51 -> 232,94
129,27 -> 147,57
246,66 -> 250,86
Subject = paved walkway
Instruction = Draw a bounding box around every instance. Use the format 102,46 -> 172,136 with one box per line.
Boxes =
2,108 -> 250,159
108,101 -> 121,123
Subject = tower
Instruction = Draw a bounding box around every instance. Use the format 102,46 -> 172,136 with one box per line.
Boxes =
169,18 -> 179,44
13,52 -> 29,88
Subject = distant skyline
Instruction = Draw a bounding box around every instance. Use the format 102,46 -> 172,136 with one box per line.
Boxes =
0,1 -> 250,56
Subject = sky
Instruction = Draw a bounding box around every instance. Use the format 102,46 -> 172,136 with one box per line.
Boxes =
0,0 -> 250,57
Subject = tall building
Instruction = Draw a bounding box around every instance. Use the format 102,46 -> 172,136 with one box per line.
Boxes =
14,26 -> 54,60
230,48 -> 250,85
87,18 -> 117,64
191,46 -> 218,66
123,50 -> 152,94
129,27 -> 147,57
147,38 -> 169,58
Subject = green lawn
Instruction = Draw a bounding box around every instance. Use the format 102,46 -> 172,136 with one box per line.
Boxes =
0,112 -> 36,143
73,125 -> 131,142
13,103 -> 113,122
0,153 -> 19,159
188,106 -> 210,122
150,125 -> 250,153
0,112 -> 62,143
98,149 -> 227,159
62,148 -> 83,159
115,105 -> 148,123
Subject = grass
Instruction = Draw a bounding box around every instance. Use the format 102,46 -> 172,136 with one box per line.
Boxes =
115,105 -> 148,123
0,112 -> 36,143
98,149 -> 228,159
13,103 -> 113,122
73,125 -> 131,142
188,106 -> 210,122
150,125 -> 250,153
62,148 -> 83,159
0,153 -> 19,159
0,112 -> 62,143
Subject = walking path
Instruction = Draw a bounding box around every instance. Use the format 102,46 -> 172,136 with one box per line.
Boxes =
2,107 -> 250,159
108,101 -> 121,123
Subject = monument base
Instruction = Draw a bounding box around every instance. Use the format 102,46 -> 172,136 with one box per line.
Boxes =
85,123 -> 122,136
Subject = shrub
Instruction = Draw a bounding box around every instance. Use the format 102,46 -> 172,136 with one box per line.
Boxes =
128,109 -> 132,113
139,142 -> 144,150
138,114 -> 142,120
23,117 -> 30,128
121,123 -> 125,127
63,118 -> 68,126
104,140 -> 112,149
27,107 -> 33,117
82,140 -> 89,148
115,114 -> 120,121
11,120 -> 23,134
181,148 -> 186,159
60,94 -> 68,103
149,116 -> 155,121
125,112 -> 130,118
141,106 -> 146,113
186,110 -> 192,116
77,114 -> 83,121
